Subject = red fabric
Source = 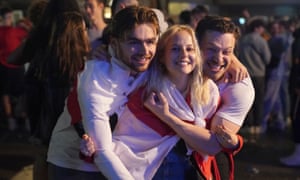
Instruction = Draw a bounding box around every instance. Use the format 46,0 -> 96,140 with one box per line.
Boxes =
127,87 -> 195,136
79,151 -> 94,163
192,152 -> 214,180
222,134 -> 244,155
193,135 -> 244,180
222,135 -> 244,180
67,78 -> 82,125
193,96 -> 243,180
127,88 -> 176,136
0,26 -> 27,68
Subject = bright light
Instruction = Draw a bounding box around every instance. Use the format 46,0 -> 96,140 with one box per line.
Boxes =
239,17 -> 246,25
104,7 -> 112,19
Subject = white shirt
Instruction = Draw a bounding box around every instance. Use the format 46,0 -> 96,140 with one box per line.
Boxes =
216,77 -> 255,126
48,58 -> 146,180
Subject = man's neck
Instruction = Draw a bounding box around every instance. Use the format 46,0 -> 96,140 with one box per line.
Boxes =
92,19 -> 107,30
215,75 -> 227,85
111,56 -> 137,75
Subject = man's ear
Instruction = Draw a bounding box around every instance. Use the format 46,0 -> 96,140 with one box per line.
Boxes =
98,1 -> 105,9
119,3 -> 126,9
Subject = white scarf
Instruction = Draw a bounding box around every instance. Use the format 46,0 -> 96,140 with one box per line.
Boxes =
161,79 -> 206,127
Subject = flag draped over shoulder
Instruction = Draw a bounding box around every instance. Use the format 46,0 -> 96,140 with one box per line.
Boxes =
112,79 -> 219,180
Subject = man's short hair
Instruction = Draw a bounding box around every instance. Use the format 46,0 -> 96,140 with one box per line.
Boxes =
191,5 -> 208,16
98,0 -> 107,4
195,15 -> 240,43
246,18 -> 266,32
111,6 -> 159,40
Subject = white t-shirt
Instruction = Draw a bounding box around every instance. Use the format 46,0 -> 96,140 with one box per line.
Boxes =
216,77 -> 255,126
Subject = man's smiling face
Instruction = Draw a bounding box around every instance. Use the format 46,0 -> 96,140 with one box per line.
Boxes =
200,30 -> 236,82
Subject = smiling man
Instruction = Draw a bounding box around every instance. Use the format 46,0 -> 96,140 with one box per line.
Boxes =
196,15 -> 255,179
47,6 -> 159,180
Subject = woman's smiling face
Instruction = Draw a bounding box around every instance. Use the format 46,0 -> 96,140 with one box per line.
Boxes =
164,30 -> 196,82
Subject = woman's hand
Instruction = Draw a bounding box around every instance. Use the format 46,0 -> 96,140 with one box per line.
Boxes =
144,91 -> 170,121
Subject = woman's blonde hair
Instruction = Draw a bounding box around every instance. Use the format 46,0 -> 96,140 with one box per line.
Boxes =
145,25 -> 211,105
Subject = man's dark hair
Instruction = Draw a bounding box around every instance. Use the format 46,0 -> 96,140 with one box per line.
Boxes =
0,7 -> 12,17
179,10 -> 191,25
191,5 -> 208,16
246,18 -> 266,33
195,15 -> 240,43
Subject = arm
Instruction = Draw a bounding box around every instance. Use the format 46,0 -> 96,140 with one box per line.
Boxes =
7,41 -> 29,65
210,116 -> 240,134
144,92 -> 239,156
211,77 -> 255,134
78,61 -> 134,180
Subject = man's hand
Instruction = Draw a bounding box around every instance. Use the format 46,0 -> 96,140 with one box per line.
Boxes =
214,125 -> 239,149
80,134 -> 95,157
225,55 -> 248,83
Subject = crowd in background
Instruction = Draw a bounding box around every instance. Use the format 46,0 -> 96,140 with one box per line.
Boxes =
1,0 -> 300,178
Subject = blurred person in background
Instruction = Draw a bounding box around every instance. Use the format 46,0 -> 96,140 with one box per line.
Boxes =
110,0 -> 139,16
7,0 -> 48,65
238,17 -> 271,136
0,7 -> 28,133
262,20 -> 289,132
84,0 -> 107,50
8,1 -> 90,179
280,26 -> 300,167
178,9 -> 191,25
189,4 -> 208,29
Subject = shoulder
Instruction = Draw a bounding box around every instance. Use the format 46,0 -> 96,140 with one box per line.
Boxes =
220,77 -> 255,105
222,77 -> 254,94
78,60 -> 111,87
83,59 -> 110,74
255,34 -> 268,44
207,79 -> 219,94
